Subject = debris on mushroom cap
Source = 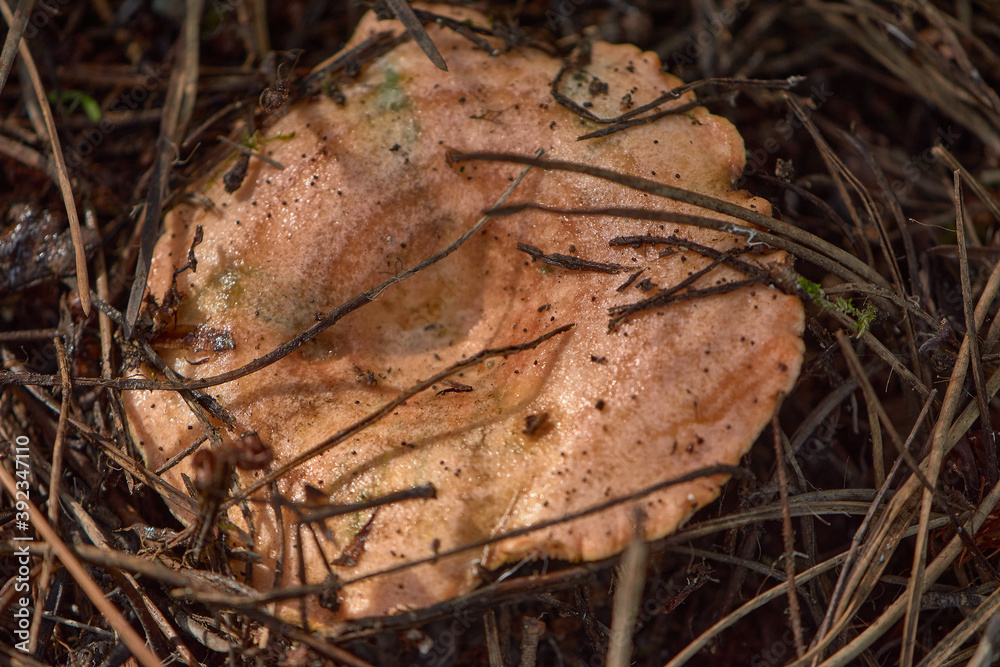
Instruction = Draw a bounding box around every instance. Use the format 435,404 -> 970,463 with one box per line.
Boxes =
123,4 -> 804,631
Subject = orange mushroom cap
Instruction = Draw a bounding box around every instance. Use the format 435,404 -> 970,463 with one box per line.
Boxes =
124,4 -> 804,632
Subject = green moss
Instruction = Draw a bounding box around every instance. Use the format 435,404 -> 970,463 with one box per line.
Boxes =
797,276 -> 877,335
854,303 -> 878,334
192,265 -> 254,316
343,65 -> 421,146
797,276 -> 825,304
378,66 -> 409,113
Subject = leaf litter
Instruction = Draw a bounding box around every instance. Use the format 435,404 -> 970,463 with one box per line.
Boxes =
1,1 -> 999,665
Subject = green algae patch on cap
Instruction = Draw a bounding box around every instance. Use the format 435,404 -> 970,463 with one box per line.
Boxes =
124,3 -> 804,633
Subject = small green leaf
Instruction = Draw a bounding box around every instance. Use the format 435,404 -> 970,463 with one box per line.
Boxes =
46,90 -> 102,122
80,96 -> 102,123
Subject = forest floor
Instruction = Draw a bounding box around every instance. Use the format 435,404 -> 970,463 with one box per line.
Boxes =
2,1 -> 1000,665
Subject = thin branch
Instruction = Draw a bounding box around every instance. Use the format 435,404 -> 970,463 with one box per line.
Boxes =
0,0 -> 33,95
0,461 -> 164,667
222,323 -> 574,508
452,152 -> 891,289
191,463 -> 750,607
1,153 -> 541,392
383,0 -> 447,71
31,336 -> 71,651
517,242 -> 624,273
124,1 -> 202,337
772,395 -> 805,658
0,0 -> 90,315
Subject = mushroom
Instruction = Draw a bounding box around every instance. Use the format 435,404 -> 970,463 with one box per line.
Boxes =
124,4 -> 804,631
